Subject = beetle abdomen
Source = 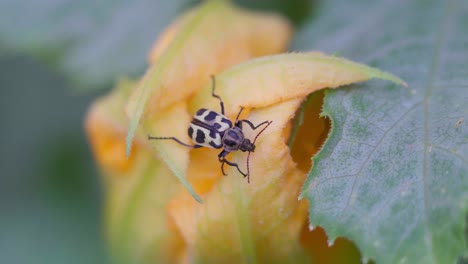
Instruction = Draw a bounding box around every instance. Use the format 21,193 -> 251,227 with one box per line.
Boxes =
194,109 -> 232,131
188,108 -> 232,148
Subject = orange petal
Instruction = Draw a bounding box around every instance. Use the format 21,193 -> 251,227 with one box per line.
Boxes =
289,92 -> 331,173
166,52 -> 405,260
85,80 -> 183,263
126,0 -> 293,202
172,51 -> 406,201
169,99 -> 312,262
126,0 -> 292,161
86,79 -> 136,175
144,102 -> 202,202
190,52 -> 406,115
128,0 -> 292,115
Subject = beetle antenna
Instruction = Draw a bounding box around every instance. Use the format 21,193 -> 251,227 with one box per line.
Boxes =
246,120 -> 272,183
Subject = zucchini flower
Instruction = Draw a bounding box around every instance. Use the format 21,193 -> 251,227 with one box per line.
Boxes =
86,1 -> 405,263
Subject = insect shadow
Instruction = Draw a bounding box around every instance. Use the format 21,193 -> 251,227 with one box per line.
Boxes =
148,75 -> 272,183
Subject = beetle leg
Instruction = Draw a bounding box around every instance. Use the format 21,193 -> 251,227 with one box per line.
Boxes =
210,75 -> 225,115
222,159 -> 248,177
218,150 -> 229,176
148,136 -> 203,148
218,150 -> 247,177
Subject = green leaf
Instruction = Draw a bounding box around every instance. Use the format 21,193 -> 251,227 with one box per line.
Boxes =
0,0 -> 189,89
297,0 -> 468,263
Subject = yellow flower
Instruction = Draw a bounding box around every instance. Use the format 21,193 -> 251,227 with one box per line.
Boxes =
86,1 -> 405,263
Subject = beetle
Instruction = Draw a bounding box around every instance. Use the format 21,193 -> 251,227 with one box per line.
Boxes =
148,75 -> 272,183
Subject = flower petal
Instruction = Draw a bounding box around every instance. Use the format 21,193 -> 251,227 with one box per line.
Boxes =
86,78 -> 137,175
190,52 -> 407,115
126,0 -> 292,158
169,99 -> 313,262
145,102 -> 204,202
165,52 -> 406,260
126,0 -> 293,202
85,80 -> 183,263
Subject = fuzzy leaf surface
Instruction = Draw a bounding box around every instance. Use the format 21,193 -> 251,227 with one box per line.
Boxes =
297,0 -> 468,263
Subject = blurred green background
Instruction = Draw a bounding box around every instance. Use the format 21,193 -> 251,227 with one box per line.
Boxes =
0,55 -> 107,263
0,0 -> 309,263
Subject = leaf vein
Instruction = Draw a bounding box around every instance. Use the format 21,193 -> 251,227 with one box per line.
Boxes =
366,179 -> 422,224
431,144 -> 468,165
339,101 -> 423,219
362,38 -> 428,63
422,0 -> 455,260
315,174 -> 357,189
341,137 -> 377,148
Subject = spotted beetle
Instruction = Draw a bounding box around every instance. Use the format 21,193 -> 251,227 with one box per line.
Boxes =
148,75 -> 272,183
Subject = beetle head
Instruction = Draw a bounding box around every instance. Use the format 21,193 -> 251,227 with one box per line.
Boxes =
240,139 -> 255,152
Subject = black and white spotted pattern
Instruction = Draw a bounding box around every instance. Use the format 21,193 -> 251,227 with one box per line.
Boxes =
187,108 -> 232,148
